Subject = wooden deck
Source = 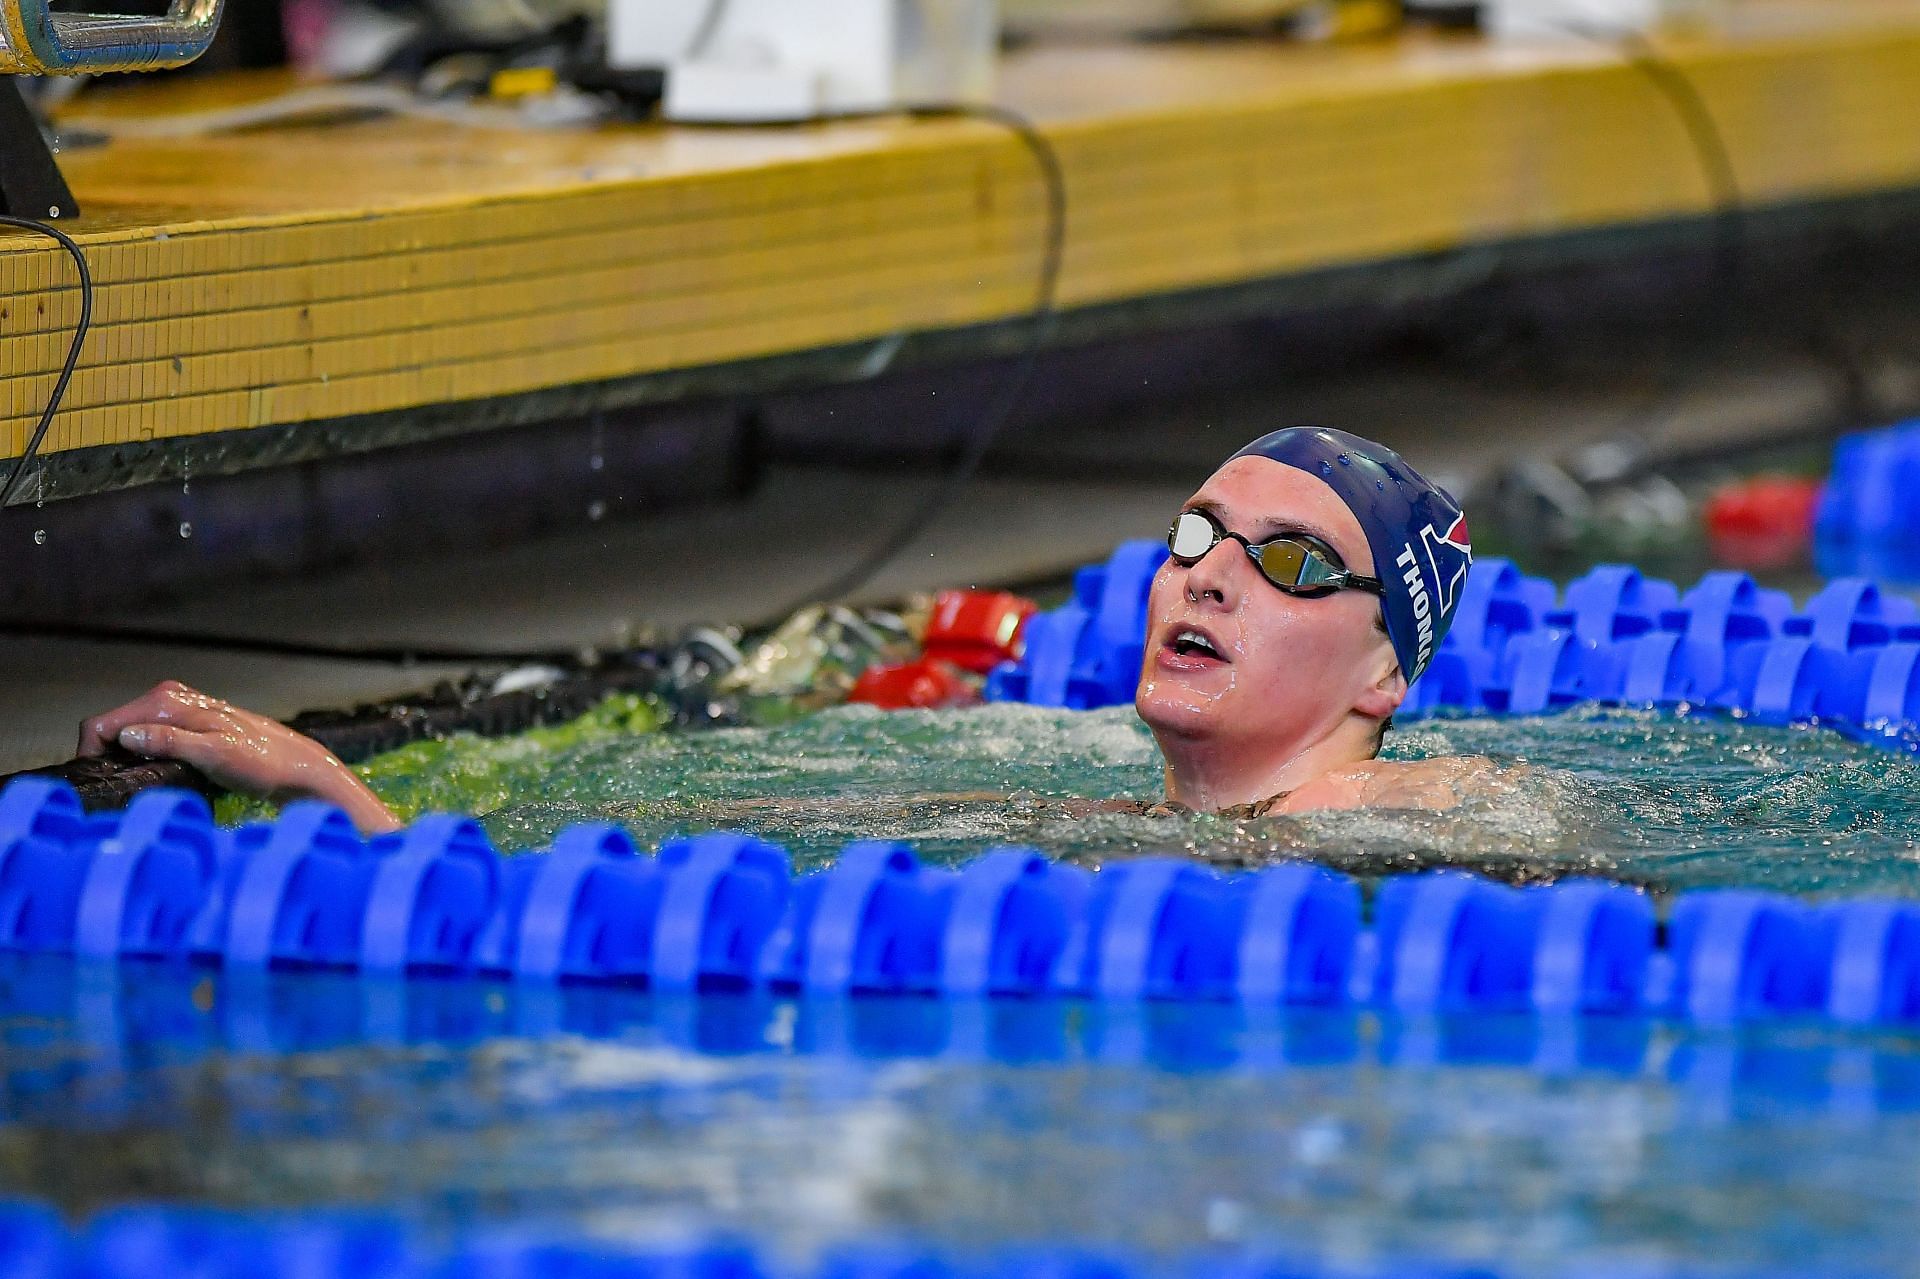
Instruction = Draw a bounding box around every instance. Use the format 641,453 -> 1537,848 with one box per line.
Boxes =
6,0 -> 1920,489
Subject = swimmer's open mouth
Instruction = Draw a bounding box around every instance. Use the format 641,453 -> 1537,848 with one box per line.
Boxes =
1173,630 -> 1221,659
1159,622 -> 1229,666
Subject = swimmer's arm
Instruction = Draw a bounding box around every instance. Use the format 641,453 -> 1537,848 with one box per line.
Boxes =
78,680 -> 402,835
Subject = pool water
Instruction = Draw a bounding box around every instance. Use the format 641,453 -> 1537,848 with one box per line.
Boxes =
30,703 -> 1920,1277
333,702 -> 1920,898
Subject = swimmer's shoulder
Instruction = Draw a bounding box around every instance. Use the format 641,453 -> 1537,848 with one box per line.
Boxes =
1273,754 -> 1514,814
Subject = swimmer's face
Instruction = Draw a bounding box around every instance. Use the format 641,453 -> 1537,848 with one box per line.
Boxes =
1135,456 -> 1403,756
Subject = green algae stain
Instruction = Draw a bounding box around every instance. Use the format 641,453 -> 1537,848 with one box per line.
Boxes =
213,693 -> 667,833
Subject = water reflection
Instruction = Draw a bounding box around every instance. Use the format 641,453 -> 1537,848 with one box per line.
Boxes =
7,956 -> 1920,1119
9,957 -> 1920,1272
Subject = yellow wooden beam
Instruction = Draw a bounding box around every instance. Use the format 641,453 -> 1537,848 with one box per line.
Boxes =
5,1 -> 1920,460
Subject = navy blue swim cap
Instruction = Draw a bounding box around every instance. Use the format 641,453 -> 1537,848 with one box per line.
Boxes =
1230,427 -> 1471,682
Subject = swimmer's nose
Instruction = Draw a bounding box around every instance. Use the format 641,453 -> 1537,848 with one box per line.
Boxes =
1183,537 -> 1241,607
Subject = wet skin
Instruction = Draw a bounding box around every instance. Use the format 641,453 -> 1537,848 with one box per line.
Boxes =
79,680 -> 402,834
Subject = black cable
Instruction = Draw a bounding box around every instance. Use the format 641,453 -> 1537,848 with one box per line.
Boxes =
0,214 -> 92,511
1605,29 -> 1742,218
683,0 -> 733,61
758,102 -> 1067,615
0,214 -> 576,670
1615,27 -> 1746,365
1609,29 -> 1747,451
1524,25 -> 1747,452
1534,26 -> 1874,469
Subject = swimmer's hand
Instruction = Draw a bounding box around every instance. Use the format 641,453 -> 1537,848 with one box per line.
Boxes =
78,681 -> 402,835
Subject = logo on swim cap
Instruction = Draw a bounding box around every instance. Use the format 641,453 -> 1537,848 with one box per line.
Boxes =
1429,514 -> 1473,614
1395,514 -> 1473,676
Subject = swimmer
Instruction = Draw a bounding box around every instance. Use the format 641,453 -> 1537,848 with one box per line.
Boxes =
78,427 -> 1506,834
1132,425 -> 1496,818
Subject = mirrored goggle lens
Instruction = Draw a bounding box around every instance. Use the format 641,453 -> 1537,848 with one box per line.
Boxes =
1168,511 -> 1218,561
1255,537 -> 1312,586
1259,537 -> 1347,590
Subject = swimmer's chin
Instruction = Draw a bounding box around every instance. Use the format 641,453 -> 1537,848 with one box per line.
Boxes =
1134,682 -> 1231,737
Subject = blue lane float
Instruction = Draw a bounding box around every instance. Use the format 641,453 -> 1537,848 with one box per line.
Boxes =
0,1199 -> 1853,1279
1817,416 -> 1920,582
8,776 -> 1920,1030
982,537 -> 1920,749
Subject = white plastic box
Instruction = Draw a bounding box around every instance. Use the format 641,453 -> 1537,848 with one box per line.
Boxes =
1482,0 -> 1668,38
607,0 -> 999,122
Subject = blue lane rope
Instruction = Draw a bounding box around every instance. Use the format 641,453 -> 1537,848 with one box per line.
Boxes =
983,538 -> 1920,751
1818,416 -> 1920,582
4,774 -> 1919,1027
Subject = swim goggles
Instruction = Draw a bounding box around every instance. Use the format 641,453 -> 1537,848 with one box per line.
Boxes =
1167,508 -> 1384,597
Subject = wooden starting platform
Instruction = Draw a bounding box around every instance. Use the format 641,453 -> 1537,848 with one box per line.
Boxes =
6,0 -> 1920,496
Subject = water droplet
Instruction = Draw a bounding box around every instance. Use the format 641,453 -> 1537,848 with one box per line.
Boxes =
178,521 -> 192,539
587,414 -> 607,475
1338,453 -> 1351,466
31,529 -> 45,545
587,500 -> 607,522
1319,461 -> 1333,476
